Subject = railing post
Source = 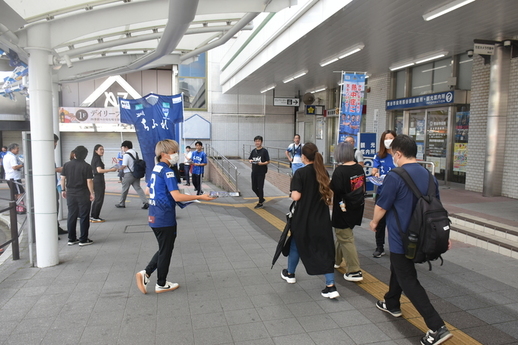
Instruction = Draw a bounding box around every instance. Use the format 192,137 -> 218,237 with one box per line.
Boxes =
9,201 -> 20,260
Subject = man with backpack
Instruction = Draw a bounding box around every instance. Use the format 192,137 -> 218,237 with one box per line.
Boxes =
369,135 -> 452,345
115,140 -> 149,209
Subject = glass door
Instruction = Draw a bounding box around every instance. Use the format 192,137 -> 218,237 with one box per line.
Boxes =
408,110 -> 426,160
425,109 -> 448,181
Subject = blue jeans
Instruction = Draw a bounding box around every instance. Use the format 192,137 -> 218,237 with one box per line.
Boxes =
287,238 -> 335,286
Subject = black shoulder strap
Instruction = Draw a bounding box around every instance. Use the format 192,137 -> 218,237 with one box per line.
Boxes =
124,152 -> 137,173
391,167 -> 425,199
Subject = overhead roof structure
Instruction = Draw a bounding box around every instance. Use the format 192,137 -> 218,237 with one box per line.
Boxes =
1,0 -> 518,97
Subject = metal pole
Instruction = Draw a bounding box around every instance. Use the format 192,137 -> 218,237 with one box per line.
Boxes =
9,201 -> 19,260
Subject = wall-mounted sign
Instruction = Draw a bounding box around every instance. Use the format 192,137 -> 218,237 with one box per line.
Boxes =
474,43 -> 495,55
306,105 -> 324,115
59,107 -> 120,123
274,97 -> 300,106
386,91 -> 457,110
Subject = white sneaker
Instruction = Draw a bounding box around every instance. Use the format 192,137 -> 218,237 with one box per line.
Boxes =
155,281 -> 179,293
135,270 -> 149,294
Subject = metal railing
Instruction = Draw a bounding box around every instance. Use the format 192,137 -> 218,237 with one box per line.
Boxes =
205,144 -> 239,192
242,145 -> 291,174
0,179 -> 26,260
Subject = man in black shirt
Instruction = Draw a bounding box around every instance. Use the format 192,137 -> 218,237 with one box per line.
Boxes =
60,146 -> 95,246
248,135 -> 270,209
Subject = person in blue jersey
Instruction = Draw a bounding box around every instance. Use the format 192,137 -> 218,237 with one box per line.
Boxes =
285,134 -> 304,174
135,139 -> 215,294
371,129 -> 396,258
191,141 -> 207,195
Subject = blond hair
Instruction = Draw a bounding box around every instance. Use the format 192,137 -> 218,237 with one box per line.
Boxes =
155,139 -> 179,160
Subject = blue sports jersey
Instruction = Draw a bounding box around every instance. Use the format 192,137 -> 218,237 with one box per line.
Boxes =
147,162 -> 179,228
191,150 -> 207,175
373,153 -> 395,194
119,93 -> 184,181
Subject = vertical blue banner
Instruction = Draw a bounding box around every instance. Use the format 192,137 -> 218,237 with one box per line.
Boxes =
338,73 -> 366,143
119,93 -> 184,182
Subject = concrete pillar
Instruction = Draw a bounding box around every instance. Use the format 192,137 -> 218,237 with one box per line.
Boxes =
483,44 -> 511,197
26,23 -> 59,267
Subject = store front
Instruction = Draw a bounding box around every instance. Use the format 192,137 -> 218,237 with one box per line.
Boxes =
387,90 -> 469,184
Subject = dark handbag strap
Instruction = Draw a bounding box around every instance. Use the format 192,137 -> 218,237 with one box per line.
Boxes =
124,152 -> 139,173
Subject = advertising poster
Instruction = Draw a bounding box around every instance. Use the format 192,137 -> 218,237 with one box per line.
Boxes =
59,107 -> 120,123
338,73 -> 365,143
455,111 -> 469,142
453,143 -> 468,172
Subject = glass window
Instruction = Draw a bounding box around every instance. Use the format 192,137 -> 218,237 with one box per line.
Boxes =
458,53 -> 473,90
411,62 -> 433,96
411,57 -> 452,96
179,52 -> 207,110
395,70 -> 406,98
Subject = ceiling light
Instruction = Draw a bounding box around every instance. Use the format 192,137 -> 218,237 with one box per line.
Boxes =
260,84 -> 276,93
389,61 -> 414,71
283,69 -> 308,83
320,43 -> 364,67
414,51 -> 448,64
422,0 -> 476,21
309,86 -> 327,93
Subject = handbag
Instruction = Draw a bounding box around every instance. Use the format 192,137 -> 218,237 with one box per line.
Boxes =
342,187 -> 365,210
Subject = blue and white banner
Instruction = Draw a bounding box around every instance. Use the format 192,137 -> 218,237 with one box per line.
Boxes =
338,73 -> 366,143
119,93 -> 184,181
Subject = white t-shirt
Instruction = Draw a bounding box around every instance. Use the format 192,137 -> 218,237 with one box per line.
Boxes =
4,152 -> 22,180
122,149 -> 137,173
184,151 -> 192,165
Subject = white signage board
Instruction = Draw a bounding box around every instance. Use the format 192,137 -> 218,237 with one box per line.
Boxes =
474,43 -> 495,55
274,97 -> 300,106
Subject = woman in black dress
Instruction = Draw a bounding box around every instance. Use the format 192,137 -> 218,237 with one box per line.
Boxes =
331,142 -> 365,282
281,142 -> 339,299
90,144 -> 117,222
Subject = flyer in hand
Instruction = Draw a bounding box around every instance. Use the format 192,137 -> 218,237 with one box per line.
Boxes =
367,175 -> 385,186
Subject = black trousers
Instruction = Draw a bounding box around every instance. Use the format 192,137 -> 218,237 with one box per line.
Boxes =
91,176 -> 105,219
251,171 -> 266,203
384,253 -> 444,332
192,174 -> 202,194
145,225 -> 177,286
67,190 -> 91,242
184,164 -> 190,184
375,194 -> 386,248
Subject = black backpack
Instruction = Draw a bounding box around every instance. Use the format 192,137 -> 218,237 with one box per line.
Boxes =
126,152 -> 146,179
392,167 -> 450,270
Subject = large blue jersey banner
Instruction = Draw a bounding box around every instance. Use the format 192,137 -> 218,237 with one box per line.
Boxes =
338,73 -> 366,143
119,93 -> 184,182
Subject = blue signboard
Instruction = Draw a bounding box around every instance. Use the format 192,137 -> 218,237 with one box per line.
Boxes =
386,91 -> 454,110
359,132 -> 377,193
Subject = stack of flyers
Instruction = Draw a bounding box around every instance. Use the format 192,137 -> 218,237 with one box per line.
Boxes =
367,175 -> 386,186
209,191 -> 240,198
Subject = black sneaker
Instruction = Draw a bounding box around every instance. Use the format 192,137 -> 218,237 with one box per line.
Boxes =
67,239 -> 79,246
344,271 -> 363,282
420,325 -> 453,345
321,285 -> 340,299
376,300 -> 402,317
79,239 -> 93,246
141,203 -> 149,210
254,203 -> 264,209
373,247 -> 385,258
281,269 -> 296,283
115,204 -> 125,208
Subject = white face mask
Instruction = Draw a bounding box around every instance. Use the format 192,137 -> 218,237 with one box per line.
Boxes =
392,155 -> 398,167
384,139 -> 393,149
168,153 -> 179,166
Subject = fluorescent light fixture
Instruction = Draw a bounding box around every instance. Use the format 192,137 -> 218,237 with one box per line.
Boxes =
260,84 -> 276,93
415,50 -> 448,64
283,69 -> 308,83
389,61 -> 415,71
320,43 -> 364,67
309,86 -> 327,93
422,0 -> 476,21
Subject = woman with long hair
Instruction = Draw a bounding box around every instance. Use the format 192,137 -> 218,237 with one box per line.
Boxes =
90,144 -> 117,222
371,129 -> 397,257
281,142 -> 339,299
331,142 -> 365,281
135,140 -> 216,294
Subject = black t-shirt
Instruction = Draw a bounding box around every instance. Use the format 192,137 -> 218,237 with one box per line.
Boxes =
62,159 -> 94,194
91,154 -> 105,178
330,164 -> 365,229
249,147 -> 270,174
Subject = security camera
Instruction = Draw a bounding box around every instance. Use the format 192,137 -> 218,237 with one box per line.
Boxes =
467,50 -> 474,58
64,54 -> 73,68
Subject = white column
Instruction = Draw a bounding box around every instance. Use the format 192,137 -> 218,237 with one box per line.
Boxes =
26,23 -> 59,267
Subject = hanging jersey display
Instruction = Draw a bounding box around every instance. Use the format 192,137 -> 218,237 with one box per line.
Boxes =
119,93 -> 184,181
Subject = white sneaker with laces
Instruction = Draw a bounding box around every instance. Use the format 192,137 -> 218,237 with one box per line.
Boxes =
155,281 -> 179,293
136,270 -> 149,294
